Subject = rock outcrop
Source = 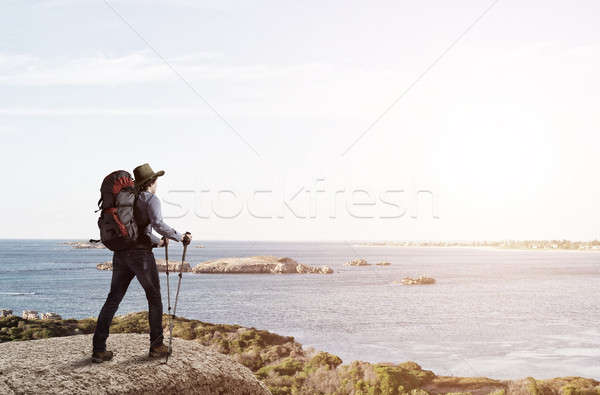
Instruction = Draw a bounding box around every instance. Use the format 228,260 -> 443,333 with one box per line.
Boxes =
0,333 -> 270,395
2,312 -> 599,395
22,310 -> 39,320
0,310 -> 13,318
96,256 -> 331,274
398,276 -> 436,285
97,259 -> 192,273
63,241 -> 106,249
192,256 -> 333,274
96,262 -> 111,271
375,261 -> 391,266
40,312 -> 62,320
345,259 -> 370,266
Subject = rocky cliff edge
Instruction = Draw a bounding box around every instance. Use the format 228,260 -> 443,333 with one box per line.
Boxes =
0,333 -> 270,395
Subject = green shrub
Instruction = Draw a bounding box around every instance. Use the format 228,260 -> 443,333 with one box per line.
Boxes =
309,352 -> 343,370
526,377 -> 540,395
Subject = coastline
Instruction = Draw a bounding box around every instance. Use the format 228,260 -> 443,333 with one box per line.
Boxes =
3,240 -> 599,381
1,311 -> 599,394
353,244 -> 600,253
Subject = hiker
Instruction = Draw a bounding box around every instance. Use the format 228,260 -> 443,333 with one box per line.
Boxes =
92,163 -> 192,363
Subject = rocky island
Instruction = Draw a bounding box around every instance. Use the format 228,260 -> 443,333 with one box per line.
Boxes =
192,256 -> 333,274
95,256 -> 332,275
63,240 -> 106,249
398,276 -> 436,285
345,258 -> 370,266
1,312 -> 598,395
345,259 -> 392,267
97,259 -> 192,272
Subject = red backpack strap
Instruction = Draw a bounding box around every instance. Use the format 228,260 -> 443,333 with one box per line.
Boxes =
104,208 -> 128,236
112,176 -> 134,195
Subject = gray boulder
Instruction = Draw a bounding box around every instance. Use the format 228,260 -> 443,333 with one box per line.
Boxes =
0,333 -> 270,395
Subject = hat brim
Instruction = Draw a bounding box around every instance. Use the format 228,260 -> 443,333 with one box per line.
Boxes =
135,170 -> 165,187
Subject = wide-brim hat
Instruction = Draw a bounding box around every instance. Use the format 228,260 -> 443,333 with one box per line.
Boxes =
133,163 -> 165,187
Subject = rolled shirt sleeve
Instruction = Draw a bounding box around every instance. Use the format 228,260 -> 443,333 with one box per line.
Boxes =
147,195 -> 184,242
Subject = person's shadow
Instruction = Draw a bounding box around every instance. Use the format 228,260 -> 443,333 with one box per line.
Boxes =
69,354 -> 164,369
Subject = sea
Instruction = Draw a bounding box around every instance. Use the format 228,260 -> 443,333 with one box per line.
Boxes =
1,239 -> 599,380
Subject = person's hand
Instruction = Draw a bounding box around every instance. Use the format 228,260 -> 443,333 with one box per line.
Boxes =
158,237 -> 169,248
182,232 -> 192,246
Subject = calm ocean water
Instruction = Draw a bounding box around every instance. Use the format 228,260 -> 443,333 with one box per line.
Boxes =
1,239 -> 599,379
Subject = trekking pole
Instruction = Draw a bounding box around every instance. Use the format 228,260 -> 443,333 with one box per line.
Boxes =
165,233 -> 190,364
164,237 -> 172,355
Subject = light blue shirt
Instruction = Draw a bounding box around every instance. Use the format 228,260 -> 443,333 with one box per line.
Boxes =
135,191 -> 183,247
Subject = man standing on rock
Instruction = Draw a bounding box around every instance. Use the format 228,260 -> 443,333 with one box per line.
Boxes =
92,163 -> 192,363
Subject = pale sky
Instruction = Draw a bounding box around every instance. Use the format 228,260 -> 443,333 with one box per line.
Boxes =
1,0 -> 599,241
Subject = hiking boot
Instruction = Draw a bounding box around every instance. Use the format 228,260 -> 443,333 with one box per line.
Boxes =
91,350 -> 114,363
149,343 -> 171,358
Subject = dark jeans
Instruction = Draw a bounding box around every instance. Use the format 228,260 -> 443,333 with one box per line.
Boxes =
92,249 -> 163,351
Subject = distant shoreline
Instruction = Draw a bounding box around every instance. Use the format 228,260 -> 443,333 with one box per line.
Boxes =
353,243 -> 600,253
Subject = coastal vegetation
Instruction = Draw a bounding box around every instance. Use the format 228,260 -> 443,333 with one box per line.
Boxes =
358,240 -> 600,251
1,312 -> 599,394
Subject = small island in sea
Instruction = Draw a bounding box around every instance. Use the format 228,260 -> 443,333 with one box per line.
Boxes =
192,256 -> 333,274
396,276 -> 436,285
62,240 -> 106,249
97,259 -> 192,272
345,258 -> 370,266
345,259 -> 392,267
96,256 -> 333,275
